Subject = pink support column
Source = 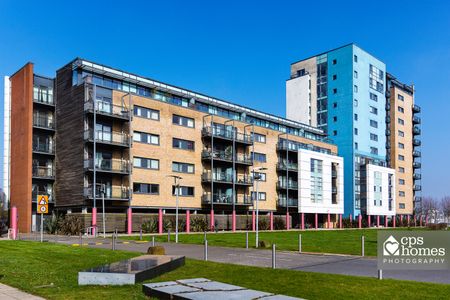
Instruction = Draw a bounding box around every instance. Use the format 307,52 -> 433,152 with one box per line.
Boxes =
400,214 -> 403,226
92,207 -> 97,236
269,212 -> 274,231
377,215 -> 380,227
315,213 -> 318,229
252,211 -> 255,231
420,215 -> 423,227
210,209 -> 215,231
158,208 -> 163,234
301,213 -> 305,230
286,212 -> 290,230
10,206 -> 17,240
358,214 -> 362,229
231,210 -> 236,232
393,215 -> 396,228
368,215 -> 371,227
127,207 -> 132,235
327,213 -> 331,229
414,215 -> 417,227
407,215 -> 410,226
339,214 -> 343,229
186,210 -> 190,233
349,214 -> 353,223
385,216 -> 388,227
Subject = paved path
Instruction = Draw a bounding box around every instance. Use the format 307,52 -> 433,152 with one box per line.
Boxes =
26,234 -> 449,285
0,283 -> 44,300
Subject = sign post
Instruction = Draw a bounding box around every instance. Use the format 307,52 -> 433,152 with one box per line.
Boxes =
37,195 -> 49,242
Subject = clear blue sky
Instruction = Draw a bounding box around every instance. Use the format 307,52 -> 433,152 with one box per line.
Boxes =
0,0 -> 449,198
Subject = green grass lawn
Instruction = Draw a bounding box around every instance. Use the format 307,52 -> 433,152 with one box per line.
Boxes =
0,241 -> 448,299
123,228 -> 426,256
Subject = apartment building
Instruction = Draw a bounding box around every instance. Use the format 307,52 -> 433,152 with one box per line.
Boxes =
286,44 -> 411,221
5,59 -> 344,233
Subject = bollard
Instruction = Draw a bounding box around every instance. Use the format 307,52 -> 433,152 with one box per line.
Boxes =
168,230 -> 171,242
152,236 -> 155,247
139,226 -> 142,241
272,244 -> 276,269
361,235 -> 365,257
79,232 -> 82,247
246,231 -> 249,249
378,269 -> 383,280
204,240 -> 208,261
204,231 -> 207,242
112,233 -> 115,251
298,234 -> 302,253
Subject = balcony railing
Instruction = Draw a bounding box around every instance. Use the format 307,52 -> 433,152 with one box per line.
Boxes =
277,198 -> 298,207
84,100 -> 130,119
413,173 -> 421,180
235,175 -> 253,185
412,104 -> 421,113
276,162 -> 298,171
414,185 -> 422,191
32,143 -> 55,154
277,141 -> 335,156
277,181 -> 299,190
33,116 -> 55,129
413,126 -> 421,135
201,126 -> 253,144
413,139 -> 421,147
84,130 -> 130,147
413,162 -> 422,169
201,172 -> 233,183
33,94 -> 54,105
84,185 -> 130,200
84,158 -> 130,174
413,116 -> 421,124
201,193 -> 252,205
413,150 -> 421,157
236,153 -> 253,165
32,166 -> 54,179
201,150 -> 252,165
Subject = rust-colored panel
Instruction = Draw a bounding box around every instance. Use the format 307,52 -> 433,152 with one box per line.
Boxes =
10,63 -> 34,233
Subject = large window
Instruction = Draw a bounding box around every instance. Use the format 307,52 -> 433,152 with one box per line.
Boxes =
369,64 -> 384,93
172,138 -> 195,150
251,191 -> 266,201
172,114 -> 195,128
133,131 -> 159,145
373,171 -> 382,206
172,162 -> 195,174
252,133 -> 266,143
134,106 -> 159,120
310,159 -> 323,203
251,152 -> 266,163
370,133 -> 378,141
133,183 -> 159,194
134,157 -> 159,169
370,147 -> 378,155
172,186 -> 194,196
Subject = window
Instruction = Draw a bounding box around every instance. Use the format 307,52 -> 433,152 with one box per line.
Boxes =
133,131 -> 159,145
333,130 -> 337,136
399,167 -> 405,173
370,147 -> 378,155
333,102 -> 337,108
370,93 -> 378,102
251,152 -> 267,163
134,106 -> 159,120
398,154 -> 405,161
369,64 -> 384,92
310,159 -> 323,203
354,99 -> 358,107
172,162 -> 195,174
134,157 -> 159,169
172,138 -> 195,150
370,133 -> 378,141
253,172 -> 266,181
354,85 -> 358,93
398,94 -> 404,101
354,114 -> 358,121
332,74 -> 337,80
333,116 -> 337,122
354,70 -> 358,78
398,142 -> 405,149
370,120 -> 378,128
398,118 -> 404,125
398,106 -> 404,113
399,179 -> 405,185
172,114 -> 195,128
333,88 -> 337,94
172,186 -> 194,196
133,183 -> 159,194
370,106 -> 378,115
354,128 -> 358,135
399,191 -> 405,197
251,191 -> 266,201
399,203 -> 406,209
354,55 -> 358,62
252,133 -> 266,143
398,130 -> 404,137
332,59 -> 337,65
355,142 -> 358,149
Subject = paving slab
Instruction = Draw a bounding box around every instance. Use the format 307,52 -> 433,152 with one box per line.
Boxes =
0,283 -> 45,300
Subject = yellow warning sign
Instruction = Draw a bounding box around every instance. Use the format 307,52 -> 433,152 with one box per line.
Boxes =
37,195 -> 49,214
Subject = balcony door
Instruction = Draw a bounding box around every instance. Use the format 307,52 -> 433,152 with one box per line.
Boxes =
95,152 -> 112,170
95,123 -> 112,142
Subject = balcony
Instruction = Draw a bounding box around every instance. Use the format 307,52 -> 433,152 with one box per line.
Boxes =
84,185 -> 130,200
235,175 -> 253,186
33,94 -> 54,106
413,116 -> 421,124
32,143 -> 55,155
84,100 -> 130,120
201,172 -> 232,184
386,129 -> 391,136
201,193 -> 252,206
32,166 -> 55,179
413,162 -> 422,169
201,126 -> 253,145
33,116 -> 55,130
414,185 -> 422,191
332,170 -> 338,178
31,192 -> 54,203
332,187 -> 338,194
385,103 -> 391,111
386,116 -> 391,123
84,130 -> 130,147
276,162 -> 298,172
413,173 -> 421,180
201,150 -> 253,165
84,158 -> 130,174
413,139 -> 421,147
413,150 -> 421,157
276,181 -> 299,190
413,126 -> 421,135
412,105 -> 421,113
414,196 -> 422,202
277,198 -> 298,207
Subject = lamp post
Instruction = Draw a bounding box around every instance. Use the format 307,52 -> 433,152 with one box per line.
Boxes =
101,183 -> 106,238
168,175 -> 182,243
253,166 -> 267,248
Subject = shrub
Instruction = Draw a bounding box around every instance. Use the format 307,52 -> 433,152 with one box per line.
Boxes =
190,216 -> 208,232
147,246 -> 165,255
273,217 -> 285,230
258,218 -> 270,231
258,240 -> 271,248
59,215 -> 83,235
163,216 -> 186,232
427,223 -> 448,230
44,213 -> 63,234
141,217 -> 158,233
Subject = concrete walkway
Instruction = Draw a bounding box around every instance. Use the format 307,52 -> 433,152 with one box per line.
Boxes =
0,283 -> 45,300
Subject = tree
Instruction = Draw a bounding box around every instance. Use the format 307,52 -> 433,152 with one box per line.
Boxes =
422,197 -> 439,223
441,196 -> 450,223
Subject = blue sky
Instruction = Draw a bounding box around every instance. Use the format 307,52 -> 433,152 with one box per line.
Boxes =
0,0 -> 449,198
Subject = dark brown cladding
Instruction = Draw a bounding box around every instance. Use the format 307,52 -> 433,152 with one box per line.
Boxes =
10,63 -> 34,233
54,64 -> 85,207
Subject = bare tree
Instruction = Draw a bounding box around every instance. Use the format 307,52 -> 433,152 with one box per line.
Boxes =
441,196 -> 450,223
422,197 -> 439,223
